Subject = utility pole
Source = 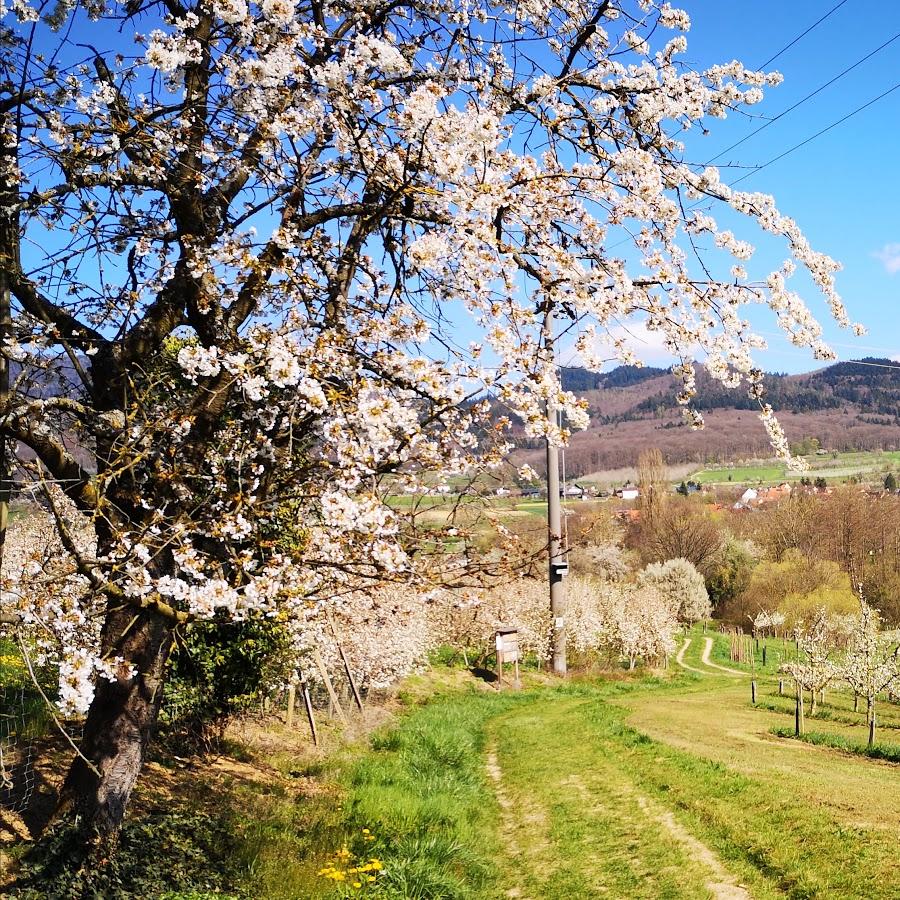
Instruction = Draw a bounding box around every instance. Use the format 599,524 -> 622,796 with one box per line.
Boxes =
543,308 -> 567,675
0,111 -> 15,606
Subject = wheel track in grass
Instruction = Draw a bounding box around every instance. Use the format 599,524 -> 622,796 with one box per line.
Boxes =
484,697 -> 754,899
700,637 -> 751,677
675,637 -> 709,675
675,635 -> 748,677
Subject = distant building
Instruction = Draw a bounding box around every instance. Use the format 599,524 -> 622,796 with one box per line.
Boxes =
615,487 -> 639,501
735,482 -> 791,509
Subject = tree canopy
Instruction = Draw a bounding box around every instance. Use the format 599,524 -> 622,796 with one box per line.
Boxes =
0,0 -> 861,846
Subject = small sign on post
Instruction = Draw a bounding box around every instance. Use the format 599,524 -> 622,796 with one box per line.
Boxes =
495,625 -> 520,689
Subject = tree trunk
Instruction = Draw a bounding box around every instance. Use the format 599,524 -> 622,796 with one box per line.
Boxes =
58,606 -> 174,846
869,709 -> 876,749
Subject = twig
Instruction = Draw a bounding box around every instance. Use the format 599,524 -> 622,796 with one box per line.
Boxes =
15,630 -> 101,777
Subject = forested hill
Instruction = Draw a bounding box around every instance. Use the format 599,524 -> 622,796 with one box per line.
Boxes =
560,358 -> 900,421
513,358 -> 900,476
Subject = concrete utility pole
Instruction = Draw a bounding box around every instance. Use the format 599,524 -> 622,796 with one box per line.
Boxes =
0,113 -> 15,601
543,307 -> 567,676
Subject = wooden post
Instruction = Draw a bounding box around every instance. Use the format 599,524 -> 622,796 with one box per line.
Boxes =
795,685 -> 805,736
300,678 -> 319,747
495,627 -> 519,690
762,646 -> 767,667
327,611 -> 364,712
778,679 -> 784,696
286,683 -> 296,728
312,649 -> 348,724
751,680 -> 757,705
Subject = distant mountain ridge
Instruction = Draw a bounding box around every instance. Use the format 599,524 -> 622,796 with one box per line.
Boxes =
514,358 -> 900,476
560,358 -> 900,423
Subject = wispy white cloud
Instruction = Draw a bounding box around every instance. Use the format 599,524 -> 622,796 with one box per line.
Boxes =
873,243 -> 900,274
561,321 -> 687,369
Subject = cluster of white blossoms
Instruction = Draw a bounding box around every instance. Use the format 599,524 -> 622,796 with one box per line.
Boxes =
293,587 -> 432,692
0,0 -> 864,731
750,609 -> 786,636
425,545 -> 683,671
637,558 -> 710,625
0,501 -> 113,714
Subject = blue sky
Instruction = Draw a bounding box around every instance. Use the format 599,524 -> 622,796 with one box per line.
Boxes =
23,3 -> 900,376
665,0 -> 900,372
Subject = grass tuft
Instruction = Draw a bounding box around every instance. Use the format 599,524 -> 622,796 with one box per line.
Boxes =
770,726 -> 900,763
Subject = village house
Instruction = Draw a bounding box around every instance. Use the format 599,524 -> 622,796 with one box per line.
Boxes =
734,482 -> 792,509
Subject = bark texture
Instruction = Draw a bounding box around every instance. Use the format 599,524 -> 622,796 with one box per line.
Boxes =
58,607 -> 174,843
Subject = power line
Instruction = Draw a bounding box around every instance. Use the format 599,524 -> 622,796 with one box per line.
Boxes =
756,331 -> 900,358
605,74 -> 900,252
731,76 -> 900,186
707,28 -> 900,165
757,0 -> 851,69
822,358 -> 900,372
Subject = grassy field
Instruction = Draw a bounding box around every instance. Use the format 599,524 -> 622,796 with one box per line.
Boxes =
276,647 -> 900,899
8,632 -> 900,898
690,450 -> 900,486
214,636 -> 900,898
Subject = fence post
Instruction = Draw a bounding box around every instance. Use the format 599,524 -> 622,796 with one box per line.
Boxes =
312,649 -> 349,725
300,678 -> 319,747
327,610 -> 364,712
286,683 -> 296,728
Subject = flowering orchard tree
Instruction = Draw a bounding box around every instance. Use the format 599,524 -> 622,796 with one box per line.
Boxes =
750,609 -> 786,639
842,598 -> 900,747
636,557 -> 709,624
617,583 -> 677,668
780,609 -> 840,715
303,586 -> 432,692
0,0 -> 861,845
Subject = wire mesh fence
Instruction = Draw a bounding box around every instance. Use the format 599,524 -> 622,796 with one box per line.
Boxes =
0,684 -> 38,814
